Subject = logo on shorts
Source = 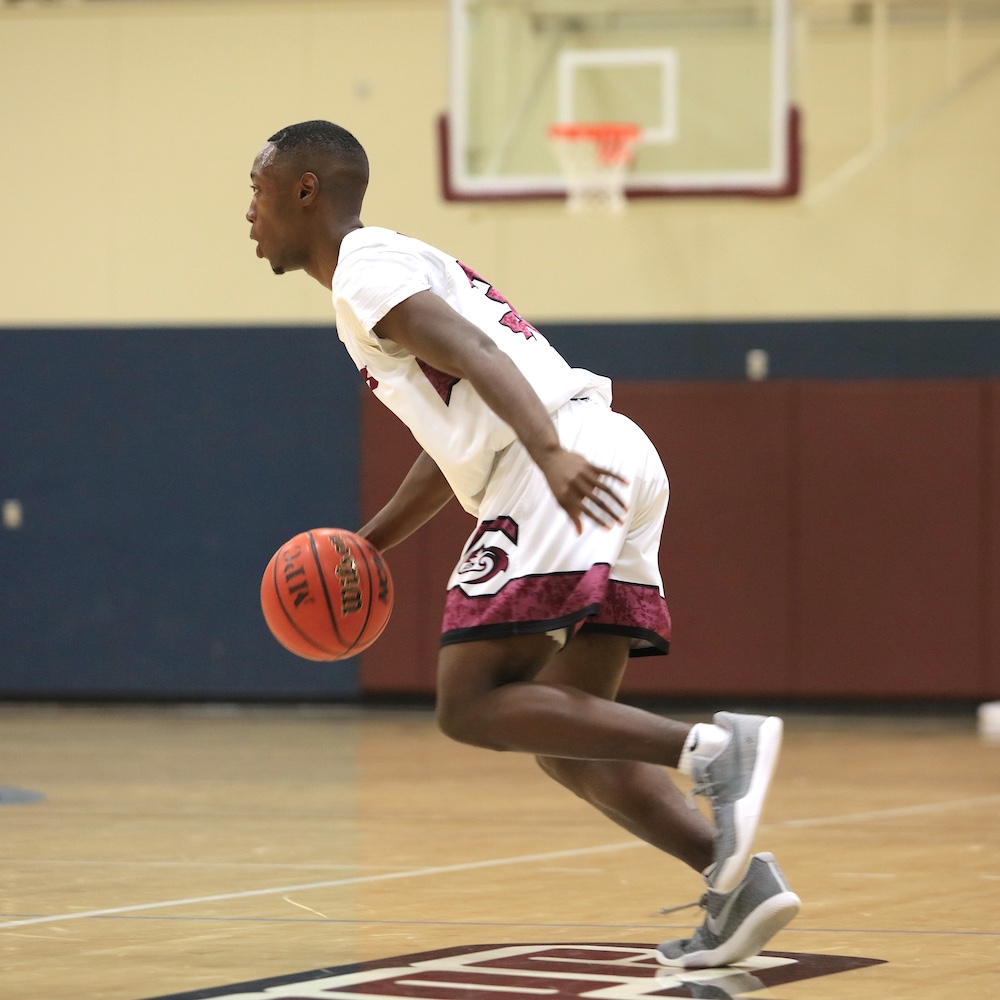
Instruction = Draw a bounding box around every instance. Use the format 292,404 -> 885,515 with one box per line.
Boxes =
457,516 -> 518,591
458,545 -> 508,585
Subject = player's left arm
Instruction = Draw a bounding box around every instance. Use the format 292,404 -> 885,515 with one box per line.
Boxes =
374,289 -> 626,533
357,449 -> 455,552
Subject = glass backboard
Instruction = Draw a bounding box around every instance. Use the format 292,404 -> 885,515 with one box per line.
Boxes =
444,0 -> 798,200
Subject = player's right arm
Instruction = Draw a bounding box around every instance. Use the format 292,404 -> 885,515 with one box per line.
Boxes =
357,449 -> 455,552
373,290 -> 627,534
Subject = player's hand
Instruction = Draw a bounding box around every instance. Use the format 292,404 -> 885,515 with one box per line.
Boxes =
540,449 -> 629,534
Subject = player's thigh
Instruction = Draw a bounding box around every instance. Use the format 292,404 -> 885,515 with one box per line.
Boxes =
437,632 -> 560,702
534,632 -> 632,700
436,632 -> 562,742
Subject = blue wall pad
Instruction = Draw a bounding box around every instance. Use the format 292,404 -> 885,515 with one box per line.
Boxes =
0,327 -> 360,700
541,316 -> 1000,381
4,316 -> 1000,701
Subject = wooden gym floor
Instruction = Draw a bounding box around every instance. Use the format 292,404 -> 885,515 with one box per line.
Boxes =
0,702 -> 997,999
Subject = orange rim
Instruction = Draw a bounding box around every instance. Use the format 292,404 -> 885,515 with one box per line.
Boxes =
547,122 -> 642,164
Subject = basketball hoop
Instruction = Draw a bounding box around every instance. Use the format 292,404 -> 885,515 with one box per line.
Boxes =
547,122 -> 642,213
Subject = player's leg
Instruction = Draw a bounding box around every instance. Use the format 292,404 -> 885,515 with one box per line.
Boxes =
437,397 -> 782,892
527,636 -> 800,968
436,633 -> 778,890
532,631 -> 714,874
435,632 -> 692,765
436,621 -> 785,902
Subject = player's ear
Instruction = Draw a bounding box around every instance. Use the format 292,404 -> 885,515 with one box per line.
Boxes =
297,171 -> 319,203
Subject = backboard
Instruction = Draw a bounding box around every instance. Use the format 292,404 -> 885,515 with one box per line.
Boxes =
444,0 -> 799,200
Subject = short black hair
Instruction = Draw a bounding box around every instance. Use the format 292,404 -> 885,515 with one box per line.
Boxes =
267,120 -> 368,172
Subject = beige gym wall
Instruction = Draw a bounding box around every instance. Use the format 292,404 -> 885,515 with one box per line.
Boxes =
0,0 -> 997,325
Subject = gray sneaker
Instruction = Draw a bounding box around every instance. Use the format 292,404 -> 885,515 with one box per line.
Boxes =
655,853 -> 800,970
692,712 -> 783,893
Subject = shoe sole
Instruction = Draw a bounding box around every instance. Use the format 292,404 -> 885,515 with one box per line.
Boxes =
713,716 -> 784,893
655,890 -> 801,970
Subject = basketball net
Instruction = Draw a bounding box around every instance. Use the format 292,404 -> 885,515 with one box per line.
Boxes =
548,122 -> 642,214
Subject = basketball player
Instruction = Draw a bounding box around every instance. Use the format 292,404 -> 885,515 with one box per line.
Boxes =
247,120 -> 800,968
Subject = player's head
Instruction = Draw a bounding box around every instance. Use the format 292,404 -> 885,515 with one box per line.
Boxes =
247,120 -> 369,276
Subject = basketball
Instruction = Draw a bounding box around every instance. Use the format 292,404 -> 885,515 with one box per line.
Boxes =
260,528 -> 393,661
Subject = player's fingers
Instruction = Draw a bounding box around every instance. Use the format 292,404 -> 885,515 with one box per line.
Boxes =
583,493 -> 622,524
579,494 -> 624,529
575,465 -> 628,497
593,465 -> 630,486
570,489 -> 622,526
567,476 -> 627,523
596,484 -> 628,516
590,476 -> 629,519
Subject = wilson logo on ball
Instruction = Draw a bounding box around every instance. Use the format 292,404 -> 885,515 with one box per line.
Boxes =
261,528 -> 394,662
330,534 -> 363,615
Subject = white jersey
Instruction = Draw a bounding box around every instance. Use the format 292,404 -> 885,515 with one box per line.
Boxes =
332,227 -> 610,513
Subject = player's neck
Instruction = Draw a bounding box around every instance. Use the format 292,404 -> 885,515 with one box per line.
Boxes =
308,219 -> 364,288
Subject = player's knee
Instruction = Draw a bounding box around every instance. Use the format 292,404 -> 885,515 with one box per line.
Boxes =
435,698 -> 504,751
434,700 -> 471,744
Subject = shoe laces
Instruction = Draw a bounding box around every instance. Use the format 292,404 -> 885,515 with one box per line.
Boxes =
686,772 -> 719,810
659,893 -> 708,917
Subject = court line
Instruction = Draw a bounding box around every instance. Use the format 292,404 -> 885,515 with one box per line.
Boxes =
763,792 -> 1000,830
0,842 -> 637,930
0,859 -> 409,870
3,791 -> 998,932
6,912 -> 999,939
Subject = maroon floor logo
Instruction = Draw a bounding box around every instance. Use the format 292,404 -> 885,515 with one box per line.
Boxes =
148,942 -> 885,1000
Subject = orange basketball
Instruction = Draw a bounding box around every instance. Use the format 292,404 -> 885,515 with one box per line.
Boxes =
260,528 -> 393,661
